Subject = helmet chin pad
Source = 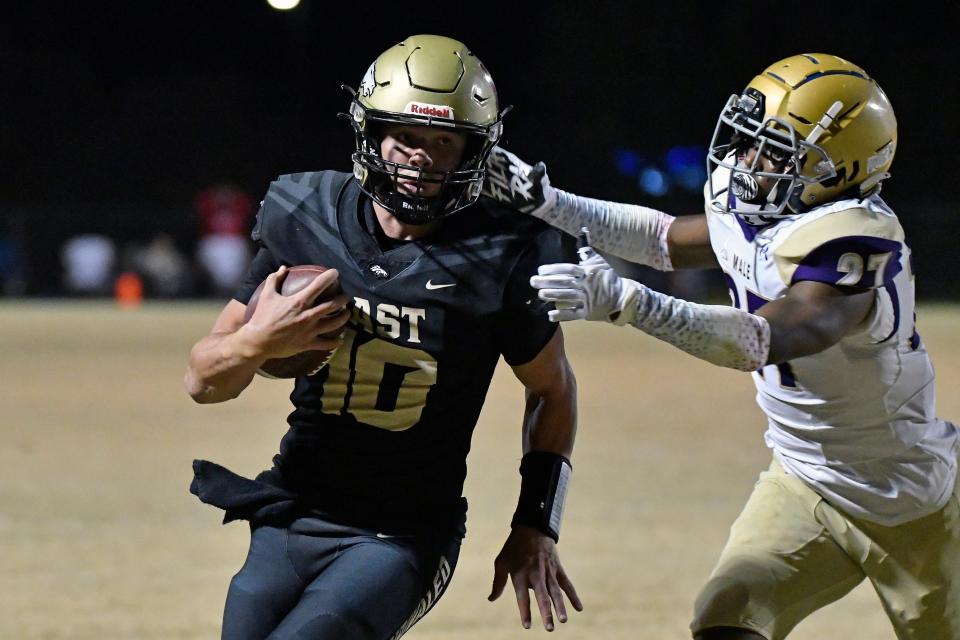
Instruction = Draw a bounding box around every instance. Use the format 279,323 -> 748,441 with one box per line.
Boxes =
731,172 -> 761,203
370,176 -> 448,226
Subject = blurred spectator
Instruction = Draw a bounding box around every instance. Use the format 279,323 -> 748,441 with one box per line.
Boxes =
130,233 -> 193,297
61,233 -> 117,295
194,184 -> 254,295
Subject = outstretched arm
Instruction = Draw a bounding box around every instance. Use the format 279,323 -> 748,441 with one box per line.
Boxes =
483,146 -> 717,269
489,328 -> 583,631
531,254 -> 874,371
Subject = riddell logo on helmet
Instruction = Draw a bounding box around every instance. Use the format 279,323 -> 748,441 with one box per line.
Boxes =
404,102 -> 454,119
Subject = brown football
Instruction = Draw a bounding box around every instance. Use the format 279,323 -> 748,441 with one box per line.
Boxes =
242,265 -> 343,378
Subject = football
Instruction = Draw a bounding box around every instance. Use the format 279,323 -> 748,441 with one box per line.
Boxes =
242,265 -> 344,378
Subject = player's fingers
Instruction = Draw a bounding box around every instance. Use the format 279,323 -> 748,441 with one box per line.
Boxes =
296,268 -> 340,304
309,293 -> 351,317
580,253 -> 609,271
511,574 -> 533,630
530,564 -> 556,632
530,274 -> 580,290
536,263 -> 584,278
260,266 -> 288,299
546,573 -> 568,624
497,147 -> 529,174
312,308 -> 351,335
530,161 -> 547,184
536,288 -> 584,304
548,308 -> 585,323
557,568 -> 583,612
488,561 -> 508,602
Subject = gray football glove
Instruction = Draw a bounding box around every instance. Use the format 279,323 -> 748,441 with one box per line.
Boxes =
482,146 -> 556,215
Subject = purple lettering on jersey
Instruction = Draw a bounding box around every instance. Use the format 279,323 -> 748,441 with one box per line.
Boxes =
791,236 -> 903,290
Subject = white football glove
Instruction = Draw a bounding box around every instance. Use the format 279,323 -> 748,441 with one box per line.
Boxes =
532,249 -> 772,372
482,146 -> 557,216
530,252 -> 639,324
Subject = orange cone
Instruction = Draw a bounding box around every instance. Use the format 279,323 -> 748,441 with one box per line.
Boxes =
115,271 -> 143,308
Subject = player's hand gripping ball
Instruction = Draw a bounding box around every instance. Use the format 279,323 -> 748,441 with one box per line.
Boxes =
242,265 -> 346,378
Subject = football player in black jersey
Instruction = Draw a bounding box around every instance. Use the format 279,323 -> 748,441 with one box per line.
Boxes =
184,35 -> 582,639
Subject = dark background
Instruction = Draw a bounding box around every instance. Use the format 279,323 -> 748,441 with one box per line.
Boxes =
3,1 -> 958,297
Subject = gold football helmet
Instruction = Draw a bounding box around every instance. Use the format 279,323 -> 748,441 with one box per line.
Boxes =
707,53 -> 897,224
345,34 -> 505,224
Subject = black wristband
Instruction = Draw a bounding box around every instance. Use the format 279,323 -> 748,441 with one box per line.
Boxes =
511,451 -> 572,542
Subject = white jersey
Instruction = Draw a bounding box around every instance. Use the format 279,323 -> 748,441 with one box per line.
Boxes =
705,190 -> 958,525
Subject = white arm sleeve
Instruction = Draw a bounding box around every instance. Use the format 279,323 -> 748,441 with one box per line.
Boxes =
615,282 -> 771,372
536,189 -> 676,271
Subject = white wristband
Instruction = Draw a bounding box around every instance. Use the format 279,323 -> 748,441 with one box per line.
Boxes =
617,283 -> 771,371
537,190 -> 675,271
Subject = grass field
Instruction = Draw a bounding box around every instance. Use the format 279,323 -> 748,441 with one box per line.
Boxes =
2,301 -> 958,639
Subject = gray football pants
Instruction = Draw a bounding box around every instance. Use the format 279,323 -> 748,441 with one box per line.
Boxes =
221,516 -> 462,640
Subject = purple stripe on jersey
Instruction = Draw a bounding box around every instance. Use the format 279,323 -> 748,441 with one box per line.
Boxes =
726,192 -> 775,241
734,211 -> 763,241
791,235 -> 903,289
745,290 -> 767,314
877,282 -> 901,344
910,312 -> 922,350
776,362 -> 797,387
723,273 -> 741,310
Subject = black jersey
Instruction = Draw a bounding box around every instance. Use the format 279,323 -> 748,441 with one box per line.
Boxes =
223,170 -> 574,532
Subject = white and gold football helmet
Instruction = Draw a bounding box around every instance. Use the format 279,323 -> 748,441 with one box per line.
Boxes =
707,53 -> 897,225
345,35 -> 505,224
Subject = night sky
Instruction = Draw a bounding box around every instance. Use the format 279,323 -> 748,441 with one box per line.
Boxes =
3,1 -> 959,294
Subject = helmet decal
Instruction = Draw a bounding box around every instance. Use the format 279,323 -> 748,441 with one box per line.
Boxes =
403,101 -> 455,119
359,63 -> 377,98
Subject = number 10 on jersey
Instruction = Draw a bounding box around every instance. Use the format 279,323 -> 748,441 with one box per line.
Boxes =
320,326 -> 438,431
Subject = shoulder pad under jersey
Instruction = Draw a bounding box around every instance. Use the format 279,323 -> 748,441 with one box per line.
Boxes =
772,199 -> 905,290
251,170 -> 352,243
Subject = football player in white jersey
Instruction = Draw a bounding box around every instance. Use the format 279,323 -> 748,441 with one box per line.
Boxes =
482,54 -> 960,640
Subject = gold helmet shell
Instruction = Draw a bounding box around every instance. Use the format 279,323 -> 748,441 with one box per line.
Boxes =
707,53 -> 897,223
347,35 -> 504,224
356,34 -> 500,129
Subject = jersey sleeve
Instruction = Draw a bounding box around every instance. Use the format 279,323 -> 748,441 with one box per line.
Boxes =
232,247 -> 280,304
773,205 -> 905,291
495,227 -> 577,366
